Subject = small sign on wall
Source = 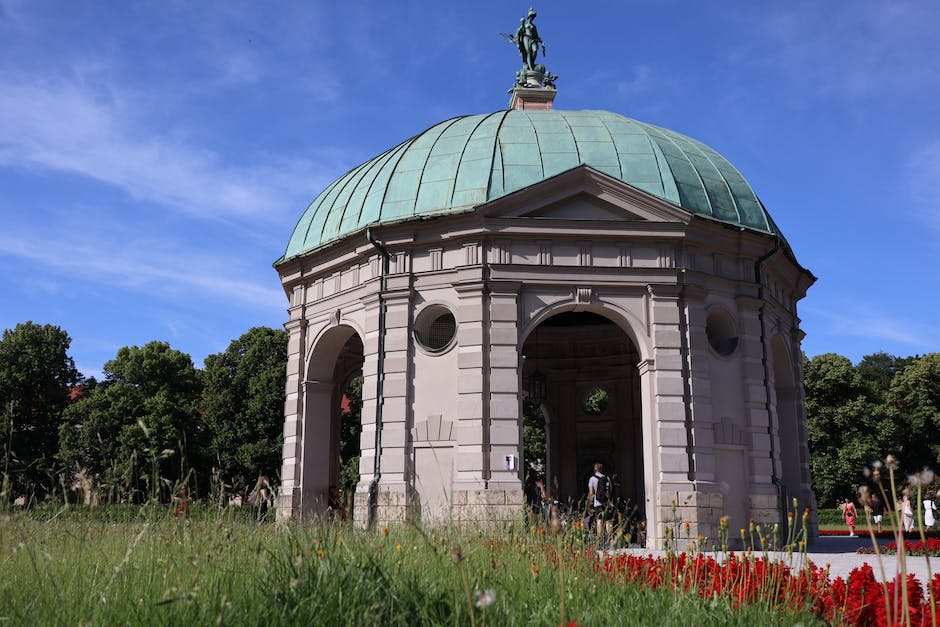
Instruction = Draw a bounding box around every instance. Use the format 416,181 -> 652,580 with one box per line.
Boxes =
504,454 -> 517,471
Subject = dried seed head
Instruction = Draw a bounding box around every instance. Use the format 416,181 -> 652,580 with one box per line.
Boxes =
921,467 -> 935,485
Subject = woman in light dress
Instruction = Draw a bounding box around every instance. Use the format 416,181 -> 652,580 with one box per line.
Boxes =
901,489 -> 915,532
924,492 -> 938,529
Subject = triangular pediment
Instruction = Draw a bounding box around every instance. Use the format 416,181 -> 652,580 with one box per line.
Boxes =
516,192 -> 649,221
480,165 -> 692,225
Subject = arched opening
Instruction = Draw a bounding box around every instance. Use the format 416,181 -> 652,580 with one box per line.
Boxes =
772,335 -> 802,521
301,325 -> 364,518
521,310 -> 644,531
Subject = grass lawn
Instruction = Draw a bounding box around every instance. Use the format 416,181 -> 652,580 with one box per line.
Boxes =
0,505 -> 824,626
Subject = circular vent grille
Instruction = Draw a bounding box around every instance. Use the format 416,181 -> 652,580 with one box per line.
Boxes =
414,306 -> 457,353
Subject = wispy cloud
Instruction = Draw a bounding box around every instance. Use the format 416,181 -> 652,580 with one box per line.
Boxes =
616,65 -> 679,100
0,228 -> 286,310
805,304 -> 931,348
733,2 -> 940,101
0,73 -> 332,223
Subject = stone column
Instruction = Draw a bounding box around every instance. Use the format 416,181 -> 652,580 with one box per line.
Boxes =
355,291 -> 380,526
452,277 -> 488,521
647,284 -> 697,549
485,281 -> 525,518
791,326 -> 819,542
681,286 -> 723,541
735,295 -> 779,528
354,274 -> 413,526
278,317 -> 307,521
299,380 -> 335,517
375,275 -> 414,523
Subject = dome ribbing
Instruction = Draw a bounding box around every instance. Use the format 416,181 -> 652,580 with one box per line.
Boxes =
282,109 -> 780,261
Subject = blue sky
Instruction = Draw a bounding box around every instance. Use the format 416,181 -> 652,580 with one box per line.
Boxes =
1,0 -> 938,379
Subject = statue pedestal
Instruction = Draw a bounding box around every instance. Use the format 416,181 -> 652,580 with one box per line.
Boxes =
509,86 -> 557,111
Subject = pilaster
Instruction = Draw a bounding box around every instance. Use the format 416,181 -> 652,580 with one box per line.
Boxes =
277,317 -> 307,520
647,284 -> 697,547
735,294 -> 778,526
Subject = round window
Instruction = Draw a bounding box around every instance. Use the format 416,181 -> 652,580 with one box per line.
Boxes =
414,305 -> 457,353
706,308 -> 739,356
582,387 -> 609,416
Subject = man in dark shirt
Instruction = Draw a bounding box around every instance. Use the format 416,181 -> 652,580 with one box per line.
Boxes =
869,494 -> 884,533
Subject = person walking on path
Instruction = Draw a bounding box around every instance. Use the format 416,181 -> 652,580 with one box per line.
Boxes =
588,462 -> 613,543
842,497 -> 858,537
901,489 -> 915,533
869,493 -> 884,533
924,492 -> 938,529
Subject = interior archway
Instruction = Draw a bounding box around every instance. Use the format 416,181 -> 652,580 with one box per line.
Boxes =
521,311 -> 644,527
301,325 -> 363,518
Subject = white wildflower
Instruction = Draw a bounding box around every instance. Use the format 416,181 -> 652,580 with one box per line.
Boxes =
474,589 -> 496,608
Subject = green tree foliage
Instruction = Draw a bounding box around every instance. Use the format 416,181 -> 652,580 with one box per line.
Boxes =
856,352 -> 913,402
339,377 -> 363,499
885,353 -> 940,470
522,397 -> 546,477
0,322 -> 80,498
805,352 -> 939,507
202,327 -> 287,496
60,342 -> 204,502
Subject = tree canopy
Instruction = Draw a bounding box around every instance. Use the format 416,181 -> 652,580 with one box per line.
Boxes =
60,341 -> 204,502
804,351 -> 940,507
0,322 -> 80,499
202,326 -> 288,496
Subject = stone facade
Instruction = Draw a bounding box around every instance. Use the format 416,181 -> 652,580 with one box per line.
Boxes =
275,165 -> 817,548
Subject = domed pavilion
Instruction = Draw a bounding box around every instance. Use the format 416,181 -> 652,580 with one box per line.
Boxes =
274,22 -> 818,548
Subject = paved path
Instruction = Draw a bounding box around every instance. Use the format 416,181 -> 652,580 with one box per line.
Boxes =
609,536 -> 937,584
804,535 -> 935,584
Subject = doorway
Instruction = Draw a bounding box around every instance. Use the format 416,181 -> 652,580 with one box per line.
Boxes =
521,311 -> 644,523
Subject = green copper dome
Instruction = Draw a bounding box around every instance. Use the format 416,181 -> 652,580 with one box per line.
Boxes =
282,109 -> 781,261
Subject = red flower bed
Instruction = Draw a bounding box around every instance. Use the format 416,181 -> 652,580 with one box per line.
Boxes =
598,552 -> 940,626
882,537 -> 940,557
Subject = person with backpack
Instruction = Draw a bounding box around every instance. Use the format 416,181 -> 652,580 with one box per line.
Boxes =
588,462 -> 613,543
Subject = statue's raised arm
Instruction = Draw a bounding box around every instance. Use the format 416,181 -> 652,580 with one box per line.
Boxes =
500,18 -> 527,65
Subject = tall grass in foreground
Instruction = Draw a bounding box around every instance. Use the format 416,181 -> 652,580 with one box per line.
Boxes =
0,509 -> 821,626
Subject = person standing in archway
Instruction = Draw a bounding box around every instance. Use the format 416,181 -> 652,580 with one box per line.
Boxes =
588,462 -> 613,544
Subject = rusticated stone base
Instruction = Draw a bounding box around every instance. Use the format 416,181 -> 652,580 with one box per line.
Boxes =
276,487 -> 301,522
353,490 -> 370,528
451,488 -> 526,525
349,485 -> 411,528
654,491 -> 724,550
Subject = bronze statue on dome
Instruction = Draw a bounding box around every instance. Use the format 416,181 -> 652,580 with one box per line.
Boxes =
501,6 -> 556,89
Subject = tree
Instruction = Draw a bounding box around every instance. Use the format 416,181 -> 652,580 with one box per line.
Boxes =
856,352 -> 914,402
202,327 -> 287,496
804,353 -> 889,507
0,322 -> 80,499
338,377 -> 362,499
522,397 -> 546,477
60,341 -> 204,502
885,353 -> 940,471
804,351 -> 937,508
